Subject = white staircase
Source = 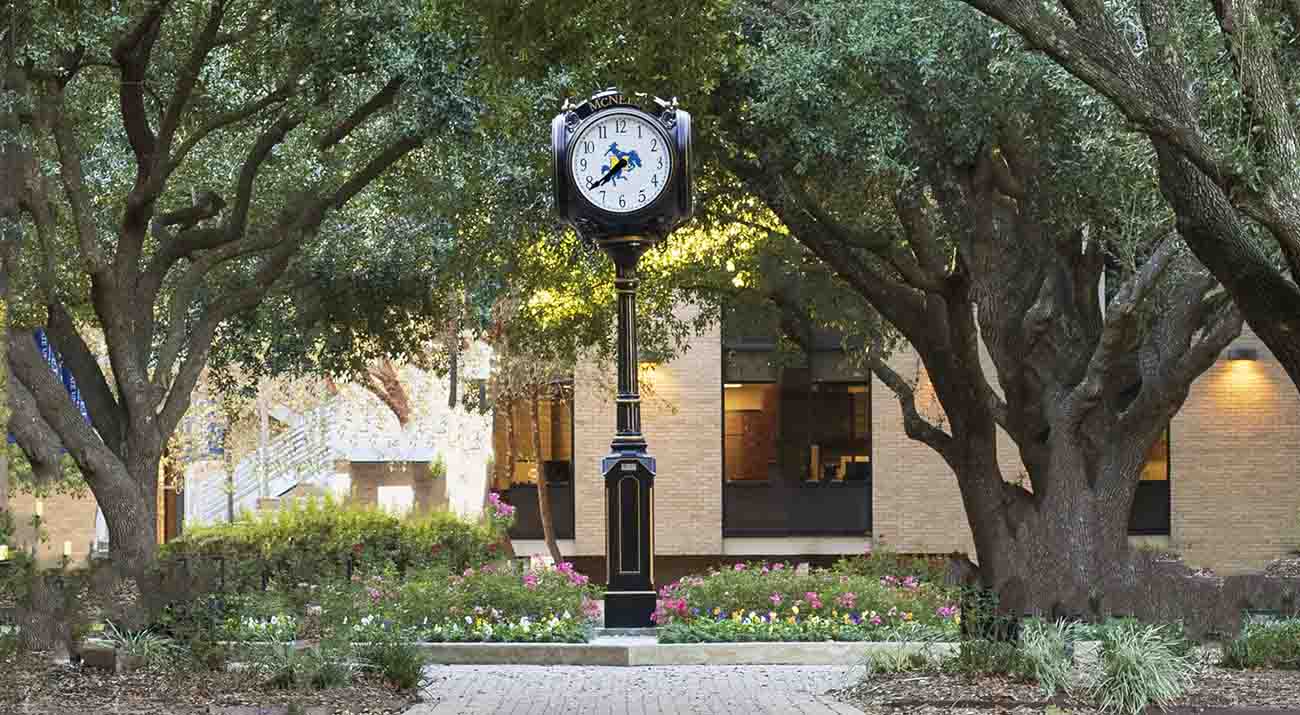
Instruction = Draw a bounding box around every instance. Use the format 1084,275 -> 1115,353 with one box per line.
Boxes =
188,399 -> 341,524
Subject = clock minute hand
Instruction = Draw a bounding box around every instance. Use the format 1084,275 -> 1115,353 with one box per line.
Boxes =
590,157 -> 629,189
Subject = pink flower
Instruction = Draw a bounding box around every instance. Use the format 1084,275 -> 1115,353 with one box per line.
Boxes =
480,564 -> 496,574
937,604 -> 959,619
523,573 -> 539,590
836,592 -> 857,609
902,576 -> 919,589
770,593 -> 783,606
773,563 -> 784,570
581,597 -> 602,620
869,615 -> 883,626
734,563 -> 746,571
805,592 -> 823,609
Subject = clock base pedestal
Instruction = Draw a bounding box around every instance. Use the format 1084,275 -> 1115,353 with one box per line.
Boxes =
603,590 -> 657,628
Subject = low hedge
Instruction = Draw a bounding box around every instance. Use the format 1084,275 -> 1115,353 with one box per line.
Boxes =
159,497 -> 501,589
1221,619 -> 1300,669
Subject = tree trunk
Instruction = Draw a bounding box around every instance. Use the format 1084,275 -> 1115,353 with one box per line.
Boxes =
365,359 -> 412,427
96,457 -> 160,571
952,427 -> 1146,627
504,398 -> 517,488
530,390 -> 563,564
447,330 -> 459,410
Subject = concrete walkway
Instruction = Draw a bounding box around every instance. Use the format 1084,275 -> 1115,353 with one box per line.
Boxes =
410,664 -> 864,715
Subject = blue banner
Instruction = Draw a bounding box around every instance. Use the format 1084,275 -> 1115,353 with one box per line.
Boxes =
6,328 -> 93,445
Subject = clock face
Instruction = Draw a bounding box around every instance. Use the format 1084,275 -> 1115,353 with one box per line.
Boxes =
569,111 -> 672,214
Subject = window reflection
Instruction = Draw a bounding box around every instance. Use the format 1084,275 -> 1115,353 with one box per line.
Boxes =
723,369 -> 871,484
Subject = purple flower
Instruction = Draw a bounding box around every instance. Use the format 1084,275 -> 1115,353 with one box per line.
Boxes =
770,593 -> 783,606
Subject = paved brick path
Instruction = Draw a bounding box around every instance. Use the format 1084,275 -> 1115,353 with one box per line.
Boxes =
409,665 -> 865,715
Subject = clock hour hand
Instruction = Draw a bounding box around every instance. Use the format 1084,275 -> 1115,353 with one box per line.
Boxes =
587,157 -> 628,189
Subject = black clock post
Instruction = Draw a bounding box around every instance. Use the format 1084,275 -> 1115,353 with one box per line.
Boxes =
552,89 -> 691,627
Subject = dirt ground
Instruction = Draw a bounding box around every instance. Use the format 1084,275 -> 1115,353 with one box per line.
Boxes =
0,652 -> 420,715
836,665 -> 1300,714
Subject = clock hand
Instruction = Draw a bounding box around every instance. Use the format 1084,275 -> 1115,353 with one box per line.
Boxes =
588,157 -> 628,189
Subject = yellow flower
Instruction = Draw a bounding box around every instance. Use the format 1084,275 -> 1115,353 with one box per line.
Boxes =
792,606 -> 799,615
903,612 -> 913,621
787,617 -> 796,624
713,607 -> 721,616
954,614 -> 962,625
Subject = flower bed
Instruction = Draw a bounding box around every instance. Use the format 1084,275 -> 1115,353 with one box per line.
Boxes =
653,560 -> 959,643
328,560 -> 602,644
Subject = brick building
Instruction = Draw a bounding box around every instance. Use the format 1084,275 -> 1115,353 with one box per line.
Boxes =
494,320 -> 1299,580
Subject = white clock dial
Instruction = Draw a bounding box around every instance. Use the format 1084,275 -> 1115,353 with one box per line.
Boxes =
569,111 -> 672,214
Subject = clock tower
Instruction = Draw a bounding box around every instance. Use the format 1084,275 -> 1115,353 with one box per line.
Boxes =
552,89 -> 692,627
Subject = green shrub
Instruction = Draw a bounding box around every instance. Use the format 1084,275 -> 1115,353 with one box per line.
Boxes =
243,640 -> 353,691
104,620 -> 181,669
1091,622 -> 1196,715
1220,619 -> 1300,669
0,625 -> 20,659
357,629 -> 428,691
834,549 -> 946,583
1017,619 -> 1076,696
864,647 -> 935,674
303,645 -> 355,689
945,639 -> 1023,675
652,559 -> 959,642
159,497 -> 500,588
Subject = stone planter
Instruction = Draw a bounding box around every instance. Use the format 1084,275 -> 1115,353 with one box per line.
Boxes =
78,639 -> 146,674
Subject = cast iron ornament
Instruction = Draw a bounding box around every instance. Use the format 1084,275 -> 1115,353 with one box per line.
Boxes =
553,89 -> 692,243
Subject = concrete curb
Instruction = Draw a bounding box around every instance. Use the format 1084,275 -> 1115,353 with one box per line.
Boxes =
416,639 -> 963,666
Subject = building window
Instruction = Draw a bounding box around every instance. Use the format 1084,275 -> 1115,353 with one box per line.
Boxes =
723,369 -> 871,483
1128,427 -> 1171,535
492,396 -> 573,488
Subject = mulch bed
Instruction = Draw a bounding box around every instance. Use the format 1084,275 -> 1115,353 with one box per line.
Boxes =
0,652 -> 420,715
835,650 -> 1300,714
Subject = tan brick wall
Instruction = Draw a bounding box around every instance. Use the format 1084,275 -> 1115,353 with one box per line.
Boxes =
573,311 -> 723,558
566,312 -> 1298,575
869,350 -> 970,556
1170,329 -> 1300,574
6,490 -> 99,566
